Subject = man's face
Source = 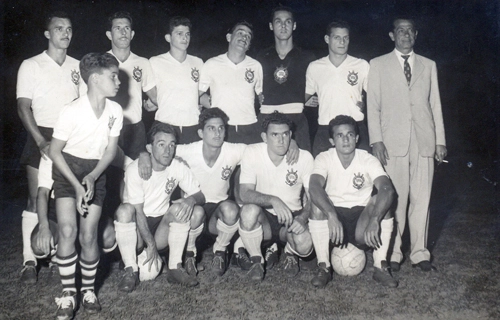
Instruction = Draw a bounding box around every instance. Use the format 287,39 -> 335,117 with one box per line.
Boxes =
107,18 -> 134,49
325,27 -> 350,55
263,123 -> 292,157
45,17 -> 72,50
147,132 -> 177,169
330,124 -> 358,156
227,24 -> 252,52
389,19 -> 417,53
199,117 -> 225,148
166,25 -> 191,51
96,65 -> 120,98
270,10 -> 295,41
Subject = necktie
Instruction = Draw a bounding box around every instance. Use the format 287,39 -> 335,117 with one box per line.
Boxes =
402,55 -> 411,86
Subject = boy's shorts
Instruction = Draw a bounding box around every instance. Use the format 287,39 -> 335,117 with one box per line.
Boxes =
20,126 -> 53,168
52,152 -> 106,207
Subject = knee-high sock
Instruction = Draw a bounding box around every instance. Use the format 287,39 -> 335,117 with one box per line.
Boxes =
373,218 -> 394,269
239,226 -> 263,262
168,222 -> 190,270
213,219 -> 239,253
309,219 -> 331,267
114,221 -> 138,272
57,251 -> 78,294
80,257 -> 99,292
186,224 -> 204,256
22,210 -> 38,265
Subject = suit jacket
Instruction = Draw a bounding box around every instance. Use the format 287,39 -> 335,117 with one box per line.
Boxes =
367,51 -> 446,157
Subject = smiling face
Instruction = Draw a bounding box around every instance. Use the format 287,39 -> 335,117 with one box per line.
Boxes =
270,10 -> 295,41
45,17 -> 72,50
330,124 -> 358,156
263,123 -> 292,157
107,18 -> 134,50
389,19 -> 417,53
147,131 -> 177,170
227,24 -> 253,53
166,25 -> 191,52
199,117 -> 226,148
325,27 -> 350,56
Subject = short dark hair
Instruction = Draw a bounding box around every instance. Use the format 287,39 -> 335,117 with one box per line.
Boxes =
79,52 -> 119,84
261,111 -> 294,133
147,122 -> 177,144
271,6 -> 295,23
168,16 -> 192,34
229,20 -> 253,36
392,17 -> 417,32
45,11 -> 71,30
198,108 -> 229,130
328,115 -> 359,139
108,11 -> 133,30
326,20 -> 350,36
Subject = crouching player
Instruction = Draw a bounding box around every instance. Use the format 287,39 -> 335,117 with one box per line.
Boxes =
115,122 -> 205,292
238,112 -> 314,281
309,115 -> 397,288
48,52 -> 123,319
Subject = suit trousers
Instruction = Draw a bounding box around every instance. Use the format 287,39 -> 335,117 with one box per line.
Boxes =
386,125 -> 434,264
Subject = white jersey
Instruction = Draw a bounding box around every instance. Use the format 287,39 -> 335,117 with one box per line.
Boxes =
313,149 -> 387,208
123,157 -> 201,217
306,55 -> 369,124
108,51 -> 155,125
199,54 -> 263,125
176,141 -> 246,203
150,52 -> 203,126
52,95 -> 123,160
240,143 -> 314,214
16,51 -> 86,127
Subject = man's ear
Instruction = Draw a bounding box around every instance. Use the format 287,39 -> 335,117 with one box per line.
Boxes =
226,33 -> 232,43
44,30 -> 50,40
130,30 -> 135,41
324,34 -> 330,44
146,144 -> 152,153
261,132 -> 267,143
197,128 -> 203,139
269,22 -> 273,31
329,138 -> 335,147
356,135 -> 359,144
293,22 -> 296,31
414,30 -> 418,40
389,32 -> 395,42
106,31 -> 112,41
165,34 -> 171,43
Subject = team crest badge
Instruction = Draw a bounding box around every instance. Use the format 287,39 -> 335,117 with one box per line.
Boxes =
108,115 -> 116,130
244,68 -> 255,83
221,165 -> 232,181
191,68 -> 200,82
71,70 -> 80,85
133,66 -> 142,82
352,172 -> 365,190
274,66 -> 288,84
285,169 -> 298,186
165,177 -> 177,195
347,70 -> 358,86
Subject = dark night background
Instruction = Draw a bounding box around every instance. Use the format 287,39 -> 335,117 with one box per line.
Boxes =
1,0 -> 499,192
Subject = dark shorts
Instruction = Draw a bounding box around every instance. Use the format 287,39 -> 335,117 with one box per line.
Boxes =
263,208 -> 302,247
20,126 -> 53,168
335,206 -> 367,250
258,113 -> 311,152
312,121 -> 370,157
227,122 -> 262,144
202,202 -> 221,238
147,215 -> 164,236
119,121 -> 147,160
52,153 -> 106,207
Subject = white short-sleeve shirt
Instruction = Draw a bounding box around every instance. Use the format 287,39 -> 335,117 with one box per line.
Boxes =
240,143 -> 314,214
313,149 -> 387,208
176,141 -> 246,203
52,95 -> 123,160
149,52 -> 203,126
123,157 -> 201,217
16,51 -> 86,127
199,54 -> 263,125
306,55 -> 369,124
108,51 -> 155,125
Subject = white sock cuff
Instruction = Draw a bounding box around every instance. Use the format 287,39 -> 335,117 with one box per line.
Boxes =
285,242 -> 313,258
217,219 -> 239,233
190,223 -> 204,235
238,225 -> 263,238
102,241 -> 118,253
308,219 -> 329,231
22,210 -> 38,220
169,222 -> 191,233
381,218 -> 394,232
114,221 -> 136,233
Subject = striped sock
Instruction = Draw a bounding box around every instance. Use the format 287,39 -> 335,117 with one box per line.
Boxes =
57,251 -> 78,294
213,219 -> 239,253
239,226 -> 263,263
186,224 -> 204,256
80,257 -> 100,292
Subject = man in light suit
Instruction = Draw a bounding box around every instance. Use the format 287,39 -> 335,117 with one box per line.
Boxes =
367,18 -> 447,272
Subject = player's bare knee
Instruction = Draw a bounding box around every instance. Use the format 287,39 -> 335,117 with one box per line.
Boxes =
239,204 -> 260,229
219,201 -> 239,224
290,232 -> 313,256
79,229 -> 98,248
115,203 -> 135,222
310,204 -> 327,220
58,224 -> 77,241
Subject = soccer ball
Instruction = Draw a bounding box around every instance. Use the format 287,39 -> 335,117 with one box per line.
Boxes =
331,243 -> 366,276
137,250 -> 163,281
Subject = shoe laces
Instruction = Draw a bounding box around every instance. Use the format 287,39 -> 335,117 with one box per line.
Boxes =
55,293 -> 74,309
20,264 -> 35,273
82,290 -> 97,304
212,255 -> 224,269
238,251 -> 251,263
283,254 -> 298,269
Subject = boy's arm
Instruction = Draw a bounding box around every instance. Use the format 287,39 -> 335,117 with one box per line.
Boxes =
133,203 -> 160,272
49,138 -> 88,215
35,187 -> 53,255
